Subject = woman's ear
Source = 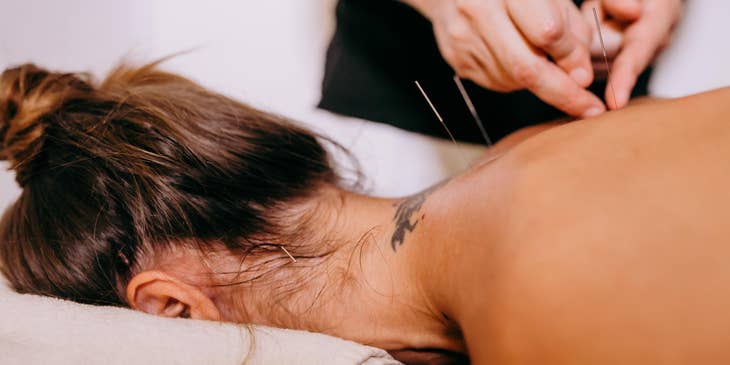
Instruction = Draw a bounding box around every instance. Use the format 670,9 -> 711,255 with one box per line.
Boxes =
126,270 -> 221,321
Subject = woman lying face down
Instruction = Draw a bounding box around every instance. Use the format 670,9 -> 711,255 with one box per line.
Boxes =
4,63 -> 730,364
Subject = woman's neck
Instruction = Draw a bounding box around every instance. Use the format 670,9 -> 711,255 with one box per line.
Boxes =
239,124 -> 549,354
289,186 -> 468,353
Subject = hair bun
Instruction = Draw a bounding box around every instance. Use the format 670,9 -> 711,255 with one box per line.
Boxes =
0,64 -> 93,184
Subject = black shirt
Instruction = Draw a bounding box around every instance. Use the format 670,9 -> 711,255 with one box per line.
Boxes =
319,0 -> 651,143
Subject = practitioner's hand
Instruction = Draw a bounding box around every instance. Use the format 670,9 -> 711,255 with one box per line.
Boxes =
404,0 -> 607,118
582,0 -> 683,109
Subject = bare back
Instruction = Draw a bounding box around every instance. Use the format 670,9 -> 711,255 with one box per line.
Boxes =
413,88 -> 730,364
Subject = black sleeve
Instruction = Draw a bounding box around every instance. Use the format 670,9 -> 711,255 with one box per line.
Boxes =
319,0 -> 652,144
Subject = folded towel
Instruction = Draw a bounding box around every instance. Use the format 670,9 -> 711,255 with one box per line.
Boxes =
0,277 -> 401,365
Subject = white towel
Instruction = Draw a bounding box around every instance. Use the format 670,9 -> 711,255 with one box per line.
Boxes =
0,276 -> 401,365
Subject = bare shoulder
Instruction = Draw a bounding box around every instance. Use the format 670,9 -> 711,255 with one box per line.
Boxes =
456,87 -> 730,364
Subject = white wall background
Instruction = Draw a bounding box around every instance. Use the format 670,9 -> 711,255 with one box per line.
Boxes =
0,0 -> 337,114
650,0 -> 730,96
0,0 -> 729,206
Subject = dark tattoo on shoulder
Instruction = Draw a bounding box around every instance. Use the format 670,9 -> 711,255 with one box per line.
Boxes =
390,180 -> 448,251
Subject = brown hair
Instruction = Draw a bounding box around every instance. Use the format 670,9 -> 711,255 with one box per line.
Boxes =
0,61 -> 345,307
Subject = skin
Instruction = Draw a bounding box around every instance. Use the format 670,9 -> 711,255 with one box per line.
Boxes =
401,0 -> 682,117
425,87 -> 730,363
129,88 -> 730,364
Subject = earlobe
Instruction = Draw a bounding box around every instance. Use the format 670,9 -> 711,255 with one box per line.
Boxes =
126,270 -> 221,321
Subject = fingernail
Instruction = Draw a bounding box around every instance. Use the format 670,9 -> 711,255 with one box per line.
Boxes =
570,68 -> 591,86
583,106 -> 604,118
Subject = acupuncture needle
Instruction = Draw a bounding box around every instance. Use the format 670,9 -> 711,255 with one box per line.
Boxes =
593,7 -> 618,110
453,76 -> 493,146
415,80 -> 470,168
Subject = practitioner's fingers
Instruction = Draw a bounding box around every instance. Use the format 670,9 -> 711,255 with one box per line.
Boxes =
466,40 -> 513,92
581,0 -> 624,80
433,2 -> 511,92
506,0 -> 593,87
525,60 -> 607,118
608,1 -> 680,109
566,0 -> 593,46
607,32 -> 659,109
582,1 -> 613,58
456,51 -> 511,93
581,0 -> 604,35
602,0 -> 643,22
433,8 -> 477,74
467,4 -> 606,117
589,20 -> 624,59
